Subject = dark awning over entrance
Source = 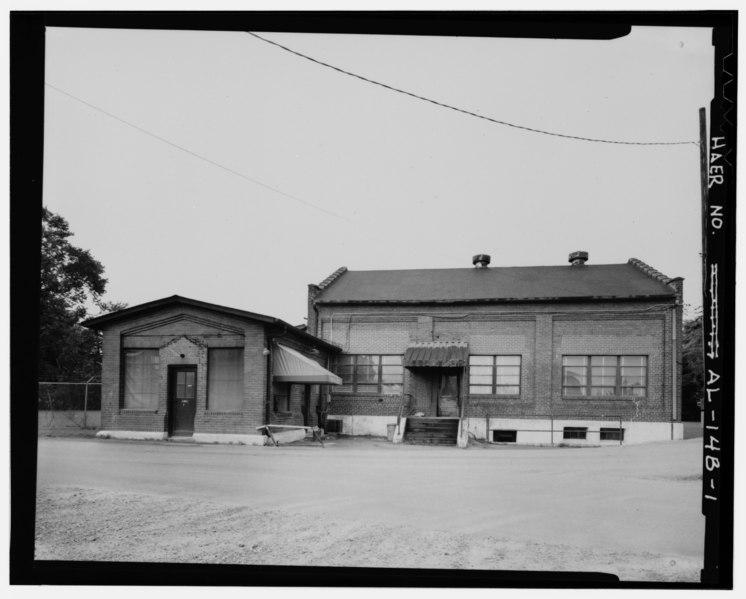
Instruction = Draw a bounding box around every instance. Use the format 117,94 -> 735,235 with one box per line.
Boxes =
403,341 -> 469,368
273,344 -> 342,385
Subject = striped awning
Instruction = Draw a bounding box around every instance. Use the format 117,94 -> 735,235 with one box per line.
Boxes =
273,344 -> 342,385
403,341 -> 469,368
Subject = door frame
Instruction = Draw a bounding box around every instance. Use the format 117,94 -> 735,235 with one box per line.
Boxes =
436,368 -> 461,417
168,365 -> 198,437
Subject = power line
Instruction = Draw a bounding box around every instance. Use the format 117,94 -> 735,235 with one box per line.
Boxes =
44,82 -> 462,263
247,31 -> 700,147
45,82 -> 353,223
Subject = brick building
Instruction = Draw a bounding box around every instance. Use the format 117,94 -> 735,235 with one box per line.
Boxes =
308,252 -> 684,446
83,296 -> 341,445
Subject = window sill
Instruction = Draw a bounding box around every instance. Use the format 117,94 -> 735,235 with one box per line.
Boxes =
330,393 -> 402,398
561,396 -> 647,401
205,411 -> 243,415
119,409 -> 159,414
468,395 -> 522,400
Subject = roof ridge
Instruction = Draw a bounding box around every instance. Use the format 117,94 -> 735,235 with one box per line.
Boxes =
318,266 -> 348,289
627,258 -> 672,284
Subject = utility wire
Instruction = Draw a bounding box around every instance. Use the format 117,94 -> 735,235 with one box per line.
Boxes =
45,82 -> 353,223
247,31 -> 700,147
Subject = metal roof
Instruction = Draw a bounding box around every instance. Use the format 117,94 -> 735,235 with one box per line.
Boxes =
313,262 -> 678,304
404,341 -> 469,368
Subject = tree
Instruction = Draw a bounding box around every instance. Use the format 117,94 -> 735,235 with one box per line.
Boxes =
680,313 -> 704,421
39,207 -> 124,383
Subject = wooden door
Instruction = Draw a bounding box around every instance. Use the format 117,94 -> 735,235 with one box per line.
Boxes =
437,372 -> 460,417
169,367 -> 197,437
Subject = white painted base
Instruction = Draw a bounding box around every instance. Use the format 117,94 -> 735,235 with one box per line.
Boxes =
96,430 -> 167,441
392,418 -> 406,444
327,415 -> 398,437
193,433 -> 266,446
465,418 -> 684,446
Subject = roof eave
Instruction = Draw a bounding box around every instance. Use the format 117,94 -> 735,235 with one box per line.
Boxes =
81,295 -> 342,352
314,294 -> 677,306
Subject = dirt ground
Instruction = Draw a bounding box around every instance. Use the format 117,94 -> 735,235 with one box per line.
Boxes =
35,436 -> 705,582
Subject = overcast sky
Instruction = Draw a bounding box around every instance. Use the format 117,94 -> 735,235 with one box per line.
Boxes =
43,25 -> 714,325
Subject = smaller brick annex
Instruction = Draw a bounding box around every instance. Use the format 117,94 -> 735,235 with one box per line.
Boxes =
83,296 -> 342,445
307,252 -> 684,446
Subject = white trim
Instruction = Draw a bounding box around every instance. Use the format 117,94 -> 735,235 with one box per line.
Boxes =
96,430 -> 166,441
193,433 -> 267,445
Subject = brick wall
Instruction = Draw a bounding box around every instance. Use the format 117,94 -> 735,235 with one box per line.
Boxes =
316,300 -> 679,423
99,306 -> 268,435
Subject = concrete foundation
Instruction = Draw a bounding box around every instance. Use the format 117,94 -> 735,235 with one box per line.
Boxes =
328,414 -> 682,445
327,415 -> 397,437
96,430 -> 167,441
193,433 -> 266,446
466,418 -> 683,446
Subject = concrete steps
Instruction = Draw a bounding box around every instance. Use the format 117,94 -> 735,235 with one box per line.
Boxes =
405,417 -> 459,446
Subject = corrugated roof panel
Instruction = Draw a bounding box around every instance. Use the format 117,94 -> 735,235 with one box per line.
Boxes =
403,341 -> 469,368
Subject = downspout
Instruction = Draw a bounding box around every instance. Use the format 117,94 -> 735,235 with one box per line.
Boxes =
671,304 -> 678,438
264,323 -> 290,426
264,331 -> 272,426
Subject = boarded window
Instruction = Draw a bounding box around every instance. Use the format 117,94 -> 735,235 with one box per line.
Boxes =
208,348 -> 243,411
123,349 -> 160,409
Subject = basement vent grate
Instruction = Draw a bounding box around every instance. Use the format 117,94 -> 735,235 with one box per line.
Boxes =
600,427 -> 625,441
325,419 -> 343,433
563,427 -> 588,440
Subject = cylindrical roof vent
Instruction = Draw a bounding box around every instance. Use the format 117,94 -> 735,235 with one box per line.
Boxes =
472,254 -> 491,268
568,251 -> 589,266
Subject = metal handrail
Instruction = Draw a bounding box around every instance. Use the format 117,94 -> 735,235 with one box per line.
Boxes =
396,393 -> 414,431
457,392 -> 469,445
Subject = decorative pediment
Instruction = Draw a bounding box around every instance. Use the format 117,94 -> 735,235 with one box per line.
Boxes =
160,335 -> 208,350
122,313 -> 245,336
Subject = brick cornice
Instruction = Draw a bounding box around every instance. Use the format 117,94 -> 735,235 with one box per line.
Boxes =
317,266 -> 348,290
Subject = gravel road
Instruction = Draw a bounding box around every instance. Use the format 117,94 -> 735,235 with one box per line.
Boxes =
35,436 -> 705,582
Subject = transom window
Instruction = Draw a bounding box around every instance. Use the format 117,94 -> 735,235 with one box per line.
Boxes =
469,355 -> 521,396
123,349 -> 160,409
561,355 -> 647,397
333,355 -> 403,394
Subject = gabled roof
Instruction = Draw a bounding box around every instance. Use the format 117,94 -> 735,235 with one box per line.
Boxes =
82,295 -> 341,352
312,259 -> 679,304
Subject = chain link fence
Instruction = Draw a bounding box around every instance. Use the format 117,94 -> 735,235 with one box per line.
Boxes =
38,380 -> 102,431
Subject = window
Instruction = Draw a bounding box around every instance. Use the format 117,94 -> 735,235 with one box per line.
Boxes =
272,381 -> 292,413
469,355 -> 521,396
600,427 -> 625,441
492,430 -> 517,443
123,349 -> 160,409
332,355 -> 403,394
274,393 -> 291,413
208,349 -> 243,411
561,356 -> 647,397
563,427 -> 587,440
